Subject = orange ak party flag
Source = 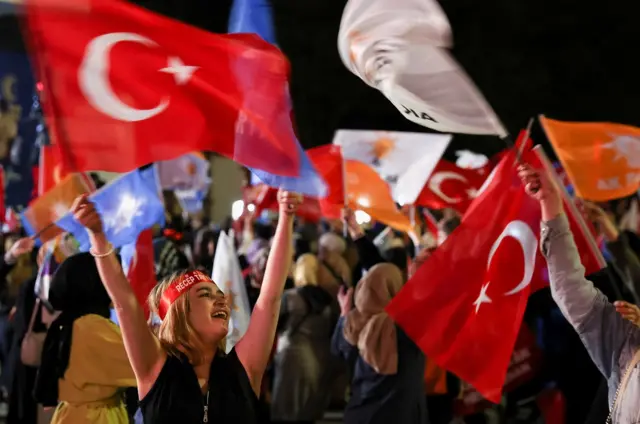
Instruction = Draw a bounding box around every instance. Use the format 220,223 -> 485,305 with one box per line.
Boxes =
21,173 -> 93,243
540,116 -> 640,201
307,145 -> 412,232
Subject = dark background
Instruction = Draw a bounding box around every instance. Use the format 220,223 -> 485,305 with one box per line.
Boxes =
2,0 -> 640,161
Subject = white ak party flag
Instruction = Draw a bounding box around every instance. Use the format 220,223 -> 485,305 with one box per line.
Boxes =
212,231 -> 251,353
334,129 -> 451,205
338,0 -> 507,137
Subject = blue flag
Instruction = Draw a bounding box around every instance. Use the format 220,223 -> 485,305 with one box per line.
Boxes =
57,167 -> 165,251
229,0 -> 327,198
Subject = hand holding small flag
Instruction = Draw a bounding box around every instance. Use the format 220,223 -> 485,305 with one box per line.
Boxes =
70,194 -> 104,235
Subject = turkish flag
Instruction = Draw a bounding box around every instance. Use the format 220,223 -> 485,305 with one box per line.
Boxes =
26,0 -> 299,176
454,324 -> 543,416
386,146 -> 545,403
124,229 -> 156,320
415,160 -> 486,214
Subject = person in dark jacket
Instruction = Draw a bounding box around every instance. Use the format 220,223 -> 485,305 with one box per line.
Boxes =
332,263 -> 427,424
0,237 -> 37,424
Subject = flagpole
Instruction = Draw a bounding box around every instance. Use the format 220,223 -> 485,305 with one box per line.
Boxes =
533,145 -> 606,270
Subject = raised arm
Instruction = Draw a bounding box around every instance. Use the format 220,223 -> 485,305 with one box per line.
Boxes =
519,165 -> 637,380
71,195 -> 164,393
236,190 -> 300,393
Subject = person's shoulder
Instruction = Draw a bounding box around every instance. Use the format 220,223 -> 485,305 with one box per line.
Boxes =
74,314 -> 120,336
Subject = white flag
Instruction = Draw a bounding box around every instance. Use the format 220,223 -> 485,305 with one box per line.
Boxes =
333,129 -> 451,205
157,153 -> 211,192
212,231 -> 251,353
338,0 -> 507,137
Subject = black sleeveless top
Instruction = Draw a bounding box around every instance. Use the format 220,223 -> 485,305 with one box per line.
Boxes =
140,348 -> 264,423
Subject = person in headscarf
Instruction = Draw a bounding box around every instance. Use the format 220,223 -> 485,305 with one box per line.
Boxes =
33,252 -> 136,423
271,253 -> 342,424
331,263 -> 427,424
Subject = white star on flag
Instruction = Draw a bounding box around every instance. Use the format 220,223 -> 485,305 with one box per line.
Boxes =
473,282 -> 492,313
160,56 -> 199,85
466,188 -> 479,198
103,193 -> 146,234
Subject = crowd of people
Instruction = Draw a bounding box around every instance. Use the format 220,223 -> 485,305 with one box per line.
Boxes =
0,164 -> 638,424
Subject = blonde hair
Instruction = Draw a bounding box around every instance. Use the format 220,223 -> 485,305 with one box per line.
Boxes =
293,254 -> 319,288
148,269 -> 226,365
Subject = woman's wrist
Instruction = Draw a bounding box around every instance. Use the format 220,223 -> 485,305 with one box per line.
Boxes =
89,232 -> 110,253
541,197 -> 563,222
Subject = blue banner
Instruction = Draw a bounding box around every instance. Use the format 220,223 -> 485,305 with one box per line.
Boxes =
0,52 -> 38,211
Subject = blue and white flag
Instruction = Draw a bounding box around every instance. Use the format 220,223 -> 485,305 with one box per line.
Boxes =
57,166 -> 165,251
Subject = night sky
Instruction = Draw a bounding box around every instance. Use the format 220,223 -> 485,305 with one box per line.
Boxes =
2,0 -> 639,162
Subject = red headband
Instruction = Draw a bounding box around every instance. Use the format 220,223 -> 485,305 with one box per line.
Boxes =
158,270 -> 212,320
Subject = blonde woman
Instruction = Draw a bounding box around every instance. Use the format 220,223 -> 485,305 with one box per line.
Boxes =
519,164 -> 640,423
70,190 -> 301,424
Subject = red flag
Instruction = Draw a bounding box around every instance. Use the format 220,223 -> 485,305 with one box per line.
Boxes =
454,324 -> 543,416
247,184 -> 322,223
36,144 -> 70,196
125,229 -> 156,320
386,147 -> 544,403
307,145 -> 412,231
415,160 -> 486,214
26,0 -> 299,176
307,145 -> 345,219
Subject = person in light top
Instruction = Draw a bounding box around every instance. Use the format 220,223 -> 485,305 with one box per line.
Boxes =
519,163 -> 640,423
70,190 -> 301,424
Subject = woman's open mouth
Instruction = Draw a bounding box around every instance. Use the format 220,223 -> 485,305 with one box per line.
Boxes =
211,311 -> 228,320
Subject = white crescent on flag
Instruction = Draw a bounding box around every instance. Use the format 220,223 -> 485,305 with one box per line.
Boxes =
78,32 -> 198,122
473,220 -> 537,312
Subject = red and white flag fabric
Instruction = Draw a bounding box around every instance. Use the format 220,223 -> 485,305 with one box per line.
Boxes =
338,0 -> 507,136
26,0 -> 299,176
387,143 -> 605,402
246,184 -> 323,223
415,160 -> 486,214
333,129 -> 451,205
387,146 -> 542,403
454,324 -> 543,416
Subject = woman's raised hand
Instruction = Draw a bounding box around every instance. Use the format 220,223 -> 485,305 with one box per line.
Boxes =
615,301 -> 640,327
277,189 -> 302,216
70,194 -> 104,235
